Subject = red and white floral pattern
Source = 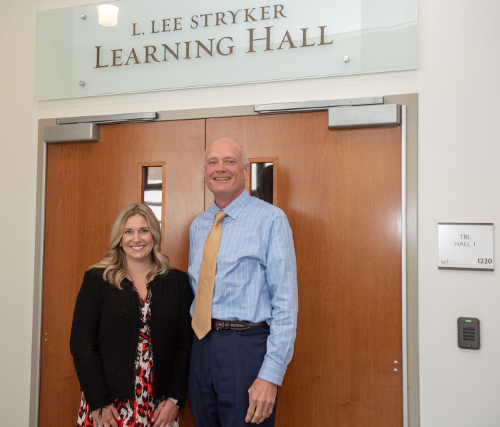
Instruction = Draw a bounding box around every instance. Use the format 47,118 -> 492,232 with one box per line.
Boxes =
77,289 -> 179,427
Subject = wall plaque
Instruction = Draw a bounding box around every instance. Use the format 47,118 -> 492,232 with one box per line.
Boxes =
438,223 -> 494,271
36,0 -> 417,100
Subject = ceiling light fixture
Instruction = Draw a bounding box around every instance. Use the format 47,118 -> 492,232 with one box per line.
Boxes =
97,4 -> 119,27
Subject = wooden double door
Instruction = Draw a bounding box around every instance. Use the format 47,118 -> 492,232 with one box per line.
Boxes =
40,111 -> 403,427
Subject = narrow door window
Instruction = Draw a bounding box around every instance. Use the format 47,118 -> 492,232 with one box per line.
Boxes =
247,158 -> 277,206
138,162 -> 166,227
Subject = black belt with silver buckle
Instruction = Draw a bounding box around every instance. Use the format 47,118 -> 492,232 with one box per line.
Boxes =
211,319 -> 269,331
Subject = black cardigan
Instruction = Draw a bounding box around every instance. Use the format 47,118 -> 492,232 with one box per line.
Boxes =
69,267 -> 194,412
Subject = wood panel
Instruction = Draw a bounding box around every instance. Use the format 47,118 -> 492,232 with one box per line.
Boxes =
206,112 -> 403,427
39,120 -> 206,427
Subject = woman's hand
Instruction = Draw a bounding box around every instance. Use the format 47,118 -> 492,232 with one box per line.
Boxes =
91,405 -> 119,427
152,399 -> 179,427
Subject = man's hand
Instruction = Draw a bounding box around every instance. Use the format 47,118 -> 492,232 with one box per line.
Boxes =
245,378 -> 277,424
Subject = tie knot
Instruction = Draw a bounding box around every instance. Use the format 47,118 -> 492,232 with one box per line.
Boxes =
215,210 -> 227,224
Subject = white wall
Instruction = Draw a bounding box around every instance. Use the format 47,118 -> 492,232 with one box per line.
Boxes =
1,0 -> 499,426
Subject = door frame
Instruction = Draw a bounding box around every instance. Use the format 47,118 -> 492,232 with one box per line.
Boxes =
30,94 -> 419,427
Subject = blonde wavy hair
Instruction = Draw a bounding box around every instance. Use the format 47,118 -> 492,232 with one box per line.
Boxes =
92,203 -> 169,289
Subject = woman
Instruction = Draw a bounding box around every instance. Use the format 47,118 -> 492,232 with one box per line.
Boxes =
70,203 -> 193,427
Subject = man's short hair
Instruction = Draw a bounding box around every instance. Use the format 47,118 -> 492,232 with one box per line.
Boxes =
205,139 -> 248,165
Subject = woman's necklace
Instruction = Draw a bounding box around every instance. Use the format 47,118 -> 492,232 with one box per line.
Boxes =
126,267 -> 150,298
126,265 -> 154,283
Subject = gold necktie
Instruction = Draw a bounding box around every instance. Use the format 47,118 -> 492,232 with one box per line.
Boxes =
192,210 -> 227,339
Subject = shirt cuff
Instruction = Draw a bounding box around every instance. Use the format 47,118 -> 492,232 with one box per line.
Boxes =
257,359 -> 287,386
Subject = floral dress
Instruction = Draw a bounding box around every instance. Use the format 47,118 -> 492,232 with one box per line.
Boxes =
77,289 -> 180,427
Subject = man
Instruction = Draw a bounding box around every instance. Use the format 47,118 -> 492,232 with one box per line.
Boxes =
188,138 -> 298,427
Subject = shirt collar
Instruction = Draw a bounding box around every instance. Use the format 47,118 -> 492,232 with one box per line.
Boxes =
210,189 -> 250,220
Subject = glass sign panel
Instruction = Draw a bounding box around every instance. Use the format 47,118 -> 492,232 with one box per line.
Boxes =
36,0 -> 417,100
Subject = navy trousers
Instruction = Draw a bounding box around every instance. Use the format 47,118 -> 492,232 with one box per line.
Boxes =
188,327 -> 277,427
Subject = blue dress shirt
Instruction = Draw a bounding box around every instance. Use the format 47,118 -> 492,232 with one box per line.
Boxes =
188,190 -> 298,385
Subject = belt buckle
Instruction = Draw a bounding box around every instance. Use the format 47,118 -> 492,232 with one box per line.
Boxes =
214,320 -> 230,331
